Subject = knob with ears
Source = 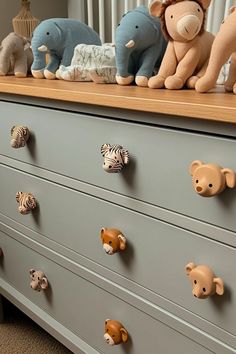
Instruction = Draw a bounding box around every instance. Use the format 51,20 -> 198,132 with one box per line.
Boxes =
100,228 -> 127,255
101,144 -> 129,173
16,192 -> 37,215
29,269 -> 48,291
104,319 -> 129,345
185,262 -> 224,299
189,160 -> 236,197
10,125 -> 30,148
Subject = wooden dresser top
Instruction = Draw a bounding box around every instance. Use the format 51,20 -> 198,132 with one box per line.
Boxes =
0,77 -> 235,124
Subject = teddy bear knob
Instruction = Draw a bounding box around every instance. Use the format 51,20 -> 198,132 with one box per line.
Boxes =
100,228 -> 127,255
104,319 -> 129,345
185,262 -> 224,299
29,269 -> 48,291
10,125 -> 30,148
101,143 -> 129,173
189,160 -> 236,197
16,191 -> 37,215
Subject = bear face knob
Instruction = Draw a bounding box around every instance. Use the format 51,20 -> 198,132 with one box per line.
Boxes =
100,228 -> 127,255
104,319 -> 129,345
101,144 -> 129,173
185,262 -> 224,299
10,125 -> 30,148
189,160 -> 236,197
29,269 -> 48,292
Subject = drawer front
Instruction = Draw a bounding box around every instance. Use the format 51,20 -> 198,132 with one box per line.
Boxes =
0,231 -> 214,354
1,102 -> 236,232
0,164 -> 235,336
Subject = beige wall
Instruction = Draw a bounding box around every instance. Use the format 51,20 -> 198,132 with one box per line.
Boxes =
0,0 -> 68,40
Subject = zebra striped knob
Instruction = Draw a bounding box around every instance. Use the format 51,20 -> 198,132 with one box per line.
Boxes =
11,125 -> 30,148
101,144 -> 129,173
16,192 -> 37,215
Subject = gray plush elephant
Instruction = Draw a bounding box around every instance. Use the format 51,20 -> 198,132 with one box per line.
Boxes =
115,5 -> 167,86
31,18 -> 101,79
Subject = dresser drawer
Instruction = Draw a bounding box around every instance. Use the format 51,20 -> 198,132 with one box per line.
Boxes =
0,230 -> 214,354
0,164 -> 235,337
1,102 -> 236,232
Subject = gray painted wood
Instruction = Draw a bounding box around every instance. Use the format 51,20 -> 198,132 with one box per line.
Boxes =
0,164 -> 235,338
1,101 -> 236,233
0,231 -> 215,354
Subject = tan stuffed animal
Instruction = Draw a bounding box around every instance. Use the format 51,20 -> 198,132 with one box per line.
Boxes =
29,269 -> 49,292
148,0 -> 214,90
196,6 -> 236,93
100,228 -> 127,255
0,32 -> 33,77
104,320 -> 129,345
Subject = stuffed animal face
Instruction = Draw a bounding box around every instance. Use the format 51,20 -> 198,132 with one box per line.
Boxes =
100,228 -> 127,255
186,263 -> 224,299
16,192 -> 37,215
101,144 -> 129,173
32,20 -> 62,52
104,320 -> 129,345
189,160 -> 236,197
30,269 -> 48,291
150,0 -> 211,41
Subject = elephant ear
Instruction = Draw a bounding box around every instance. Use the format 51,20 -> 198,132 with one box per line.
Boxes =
54,22 -> 63,37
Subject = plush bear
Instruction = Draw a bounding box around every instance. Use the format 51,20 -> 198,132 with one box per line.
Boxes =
148,0 -> 214,90
100,228 -> 127,255
0,32 -> 33,77
189,160 -> 236,197
101,144 -> 130,173
185,262 -> 224,299
104,320 -> 129,345
196,6 -> 236,93
29,269 -> 48,292
31,18 -> 101,79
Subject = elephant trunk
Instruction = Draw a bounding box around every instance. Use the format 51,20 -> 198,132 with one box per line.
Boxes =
31,48 -> 46,71
115,43 -> 133,77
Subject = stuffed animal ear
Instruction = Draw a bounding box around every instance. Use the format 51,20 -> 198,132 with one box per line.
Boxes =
29,269 -> 35,277
222,168 -> 236,188
185,262 -> 196,275
16,192 -> 21,203
101,143 -> 111,156
54,22 -> 63,37
10,126 -> 15,135
149,0 -> 163,17
118,234 -> 127,250
100,227 -> 106,240
120,327 -> 128,343
121,149 -> 129,165
41,277 -> 48,290
189,160 -> 203,176
213,277 -> 224,295
229,6 -> 236,14
199,0 -> 211,10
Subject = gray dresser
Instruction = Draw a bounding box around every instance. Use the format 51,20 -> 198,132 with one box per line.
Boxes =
0,78 -> 235,354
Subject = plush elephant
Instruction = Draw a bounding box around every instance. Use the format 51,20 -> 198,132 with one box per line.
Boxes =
0,32 -> 33,77
196,6 -> 236,93
115,5 -> 167,86
31,18 -> 101,79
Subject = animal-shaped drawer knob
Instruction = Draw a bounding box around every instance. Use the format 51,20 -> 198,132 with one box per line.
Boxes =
101,144 -> 129,173
104,319 -> 129,345
16,192 -> 37,215
101,228 -> 127,255
185,262 -> 224,299
29,269 -> 48,291
10,125 -> 30,148
189,160 -> 236,197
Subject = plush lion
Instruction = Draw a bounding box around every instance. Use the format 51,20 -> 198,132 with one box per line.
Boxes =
148,0 -> 214,90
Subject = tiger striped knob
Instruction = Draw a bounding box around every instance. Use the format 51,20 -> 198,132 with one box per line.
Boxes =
101,144 -> 129,173
16,192 -> 37,215
101,228 -> 127,255
11,125 -> 30,148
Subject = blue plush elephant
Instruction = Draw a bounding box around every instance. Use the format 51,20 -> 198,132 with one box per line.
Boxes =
115,6 -> 167,86
31,18 -> 101,79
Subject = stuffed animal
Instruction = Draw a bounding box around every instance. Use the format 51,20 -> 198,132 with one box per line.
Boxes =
31,18 -> 101,80
0,32 -> 33,77
189,160 -> 236,197
196,6 -> 236,93
148,0 -> 214,90
104,320 -> 129,345
185,262 -> 224,299
100,228 -> 127,255
30,269 -> 48,292
57,43 -> 117,83
115,5 -> 167,86
101,144 -> 130,173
